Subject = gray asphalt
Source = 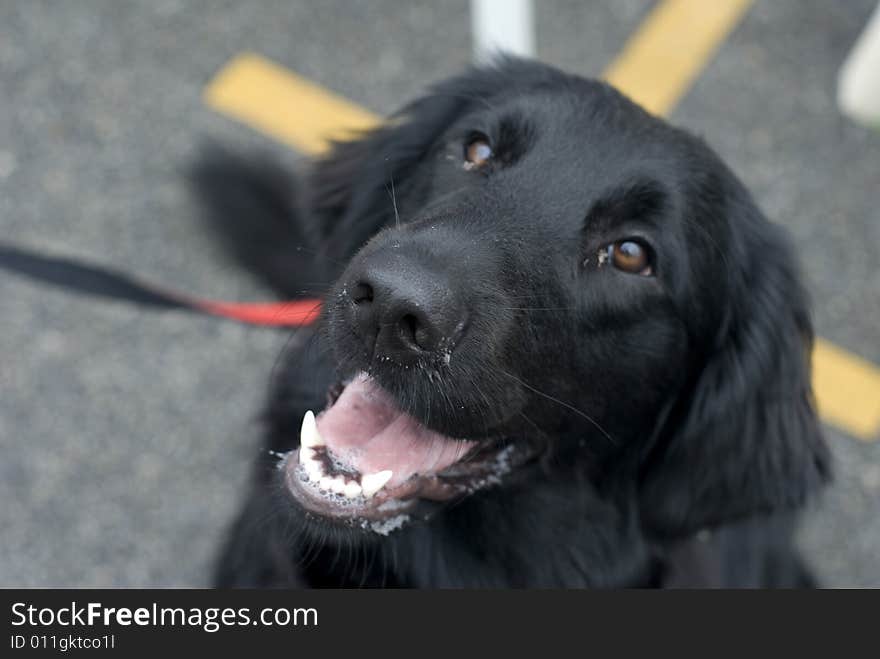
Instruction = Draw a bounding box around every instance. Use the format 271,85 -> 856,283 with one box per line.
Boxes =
1,0 -> 877,587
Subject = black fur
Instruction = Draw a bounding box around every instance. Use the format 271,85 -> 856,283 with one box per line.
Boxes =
192,58 -> 830,588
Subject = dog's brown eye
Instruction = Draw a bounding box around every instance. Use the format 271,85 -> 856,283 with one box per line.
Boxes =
609,240 -> 653,276
464,137 -> 492,169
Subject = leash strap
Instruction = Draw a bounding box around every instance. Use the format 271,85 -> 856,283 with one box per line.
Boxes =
0,242 -> 321,327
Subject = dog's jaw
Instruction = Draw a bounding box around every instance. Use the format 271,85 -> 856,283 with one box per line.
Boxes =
279,372 -> 534,533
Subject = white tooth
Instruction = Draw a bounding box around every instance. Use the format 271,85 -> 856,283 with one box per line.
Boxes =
300,410 -> 325,448
299,446 -> 315,464
360,470 -> 393,498
331,476 -> 346,494
343,480 -> 362,498
305,459 -> 323,477
308,467 -> 323,482
319,476 -> 334,490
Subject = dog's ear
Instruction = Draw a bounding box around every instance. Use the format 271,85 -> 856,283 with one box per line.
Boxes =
639,194 -> 831,539
307,57 -> 570,262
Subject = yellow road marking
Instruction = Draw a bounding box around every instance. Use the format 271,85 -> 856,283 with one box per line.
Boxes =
202,4 -> 880,441
813,339 -> 880,441
204,52 -> 380,155
602,0 -> 755,116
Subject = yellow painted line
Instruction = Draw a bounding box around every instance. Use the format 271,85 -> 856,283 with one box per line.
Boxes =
602,0 -> 754,116
202,5 -> 880,441
204,52 -> 380,155
813,339 -> 880,441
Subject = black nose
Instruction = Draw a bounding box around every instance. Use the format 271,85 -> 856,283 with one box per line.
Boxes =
346,260 -> 466,362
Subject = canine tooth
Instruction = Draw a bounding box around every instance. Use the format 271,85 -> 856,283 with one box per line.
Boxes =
331,476 -> 346,494
308,468 -> 323,483
343,480 -> 362,498
361,470 -> 393,498
319,476 -> 334,490
299,446 -> 315,464
305,459 -> 324,478
300,410 -> 325,448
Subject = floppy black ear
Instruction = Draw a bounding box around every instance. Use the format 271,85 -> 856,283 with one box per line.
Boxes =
639,200 -> 831,539
306,57 -> 573,263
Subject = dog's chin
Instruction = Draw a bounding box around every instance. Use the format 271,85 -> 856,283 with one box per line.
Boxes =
279,372 -> 533,534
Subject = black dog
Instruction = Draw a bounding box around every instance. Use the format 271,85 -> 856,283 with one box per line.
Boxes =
192,58 -> 830,588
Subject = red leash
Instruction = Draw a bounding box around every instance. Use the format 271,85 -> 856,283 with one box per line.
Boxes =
0,242 -> 322,328
192,298 -> 321,326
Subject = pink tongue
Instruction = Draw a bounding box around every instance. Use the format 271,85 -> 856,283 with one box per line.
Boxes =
315,373 -> 473,487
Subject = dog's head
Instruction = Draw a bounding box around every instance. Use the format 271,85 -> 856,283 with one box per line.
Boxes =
279,59 -> 829,539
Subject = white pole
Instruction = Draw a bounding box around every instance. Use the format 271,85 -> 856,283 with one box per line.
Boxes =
838,3 -> 880,127
471,0 -> 535,63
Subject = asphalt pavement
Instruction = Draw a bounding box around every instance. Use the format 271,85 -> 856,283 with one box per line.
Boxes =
1,0 -> 877,586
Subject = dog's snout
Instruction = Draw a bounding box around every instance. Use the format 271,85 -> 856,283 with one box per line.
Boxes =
347,260 -> 465,362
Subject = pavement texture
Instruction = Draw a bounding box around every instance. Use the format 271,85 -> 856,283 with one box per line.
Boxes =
1,0 -> 877,586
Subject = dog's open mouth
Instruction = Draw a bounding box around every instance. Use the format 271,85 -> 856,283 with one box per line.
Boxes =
281,372 -> 521,533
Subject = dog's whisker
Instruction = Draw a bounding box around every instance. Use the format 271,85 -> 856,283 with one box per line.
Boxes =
385,172 -> 401,230
495,368 -> 618,446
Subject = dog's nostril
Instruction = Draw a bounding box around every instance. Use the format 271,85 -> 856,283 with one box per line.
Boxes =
351,281 -> 374,305
397,313 -> 439,352
345,261 -> 463,360
398,313 -> 421,350
414,323 -> 434,352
